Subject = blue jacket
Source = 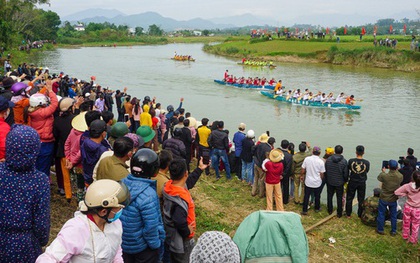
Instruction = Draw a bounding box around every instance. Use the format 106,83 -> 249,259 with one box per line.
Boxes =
233,131 -> 246,157
120,175 -> 165,254
80,136 -> 109,184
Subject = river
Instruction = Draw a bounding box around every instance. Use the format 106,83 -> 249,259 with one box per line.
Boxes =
33,43 -> 420,193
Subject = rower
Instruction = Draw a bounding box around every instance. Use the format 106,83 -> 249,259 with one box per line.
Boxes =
335,92 -> 345,103
274,80 -> 282,92
224,70 -> 229,80
345,95 -> 355,105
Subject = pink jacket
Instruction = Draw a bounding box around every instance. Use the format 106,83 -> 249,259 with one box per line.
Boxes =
395,182 -> 420,208
36,212 -> 123,263
29,91 -> 58,142
65,128 -> 83,166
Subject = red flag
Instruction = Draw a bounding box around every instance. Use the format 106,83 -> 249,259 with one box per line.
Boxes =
344,27 -> 347,35
389,25 -> 393,33
276,28 -> 278,33
361,27 -> 366,35
403,24 -> 407,34
374,25 -> 377,34
326,27 -> 330,34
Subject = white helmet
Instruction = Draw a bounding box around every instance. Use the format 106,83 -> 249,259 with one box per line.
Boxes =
79,179 -> 130,211
29,93 -> 49,107
247,129 -> 255,138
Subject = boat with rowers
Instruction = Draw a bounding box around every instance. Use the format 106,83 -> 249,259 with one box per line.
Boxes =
171,55 -> 195,62
260,90 -> 361,110
237,58 -> 277,68
214,79 -> 275,90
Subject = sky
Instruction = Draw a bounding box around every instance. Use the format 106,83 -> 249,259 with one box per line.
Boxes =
42,0 -> 419,24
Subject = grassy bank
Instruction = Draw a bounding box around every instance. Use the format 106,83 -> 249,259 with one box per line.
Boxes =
203,36 -> 420,72
49,169 -> 420,263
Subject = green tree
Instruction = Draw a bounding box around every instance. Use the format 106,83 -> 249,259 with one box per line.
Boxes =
135,26 -> 144,36
0,0 -> 50,48
148,24 -> 163,36
202,29 -> 210,36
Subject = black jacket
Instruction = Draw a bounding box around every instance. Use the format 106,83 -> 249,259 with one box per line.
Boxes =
280,148 -> 293,178
240,138 -> 255,162
180,127 -> 193,151
253,142 -> 271,168
208,129 -> 229,151
325,154 -> 348,186
163,137 -> 186,159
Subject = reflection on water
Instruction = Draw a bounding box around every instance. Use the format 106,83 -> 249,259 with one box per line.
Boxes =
273,104 -> 360,127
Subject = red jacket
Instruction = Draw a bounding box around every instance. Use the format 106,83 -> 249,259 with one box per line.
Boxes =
0,117 -> 10,160
264,161 -> 284,184
29,91 -> 58,142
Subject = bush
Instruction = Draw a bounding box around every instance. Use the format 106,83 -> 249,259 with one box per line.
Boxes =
225,47 -> 239,54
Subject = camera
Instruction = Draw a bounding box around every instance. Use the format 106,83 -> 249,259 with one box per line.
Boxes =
202,149 -> 210,165
398,156 -> 405,165
382,160 -> 389,169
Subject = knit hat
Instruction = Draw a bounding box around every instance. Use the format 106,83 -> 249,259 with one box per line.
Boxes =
6,125 -> 41,172
124,133 -> 145,149
190,231 -> 241,263
136,125 -> 155,143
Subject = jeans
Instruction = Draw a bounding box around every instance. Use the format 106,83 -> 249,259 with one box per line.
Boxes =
302,185 -> 322,213
36,142 -> 54,178
241,159 -> 254,184
211,148 -> 231,179
346,181 -> 366,217
327,184 -> 344,217
377,199 -> 398,233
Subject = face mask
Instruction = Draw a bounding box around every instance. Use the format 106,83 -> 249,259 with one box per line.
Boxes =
108,208 -> 123,223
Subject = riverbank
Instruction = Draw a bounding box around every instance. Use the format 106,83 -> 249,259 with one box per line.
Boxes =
48,169 -> 419,263
203,36 -> 420,72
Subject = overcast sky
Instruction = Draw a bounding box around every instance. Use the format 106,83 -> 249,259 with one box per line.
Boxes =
43,0 -> 418,22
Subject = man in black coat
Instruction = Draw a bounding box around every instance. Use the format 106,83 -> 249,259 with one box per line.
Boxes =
325,145 -> 348,217
180,119 -> 193,172
279,140 -> 293,204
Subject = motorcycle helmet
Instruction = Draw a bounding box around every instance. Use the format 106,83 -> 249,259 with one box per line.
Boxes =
81,179 -> 130,211
130,148 -> 160,178
11,82 -> 30,96
144,95 -> 151,102
29,93 -> 49,107
167,105 -> 174,112
59,97 -> 75,112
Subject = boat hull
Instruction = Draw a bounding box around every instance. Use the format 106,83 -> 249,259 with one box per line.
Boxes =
260,90 -> 361,110
214,80 -> 274,90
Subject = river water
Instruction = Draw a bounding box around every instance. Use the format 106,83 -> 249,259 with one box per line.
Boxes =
33,43 -> 420,193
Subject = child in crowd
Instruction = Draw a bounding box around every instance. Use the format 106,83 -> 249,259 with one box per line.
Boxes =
395,171 -> 420,244
262,149 -> 285,211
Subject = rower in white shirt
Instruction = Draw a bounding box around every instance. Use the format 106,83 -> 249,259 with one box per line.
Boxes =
335,92 -> 345,103
275,87 -> 285,96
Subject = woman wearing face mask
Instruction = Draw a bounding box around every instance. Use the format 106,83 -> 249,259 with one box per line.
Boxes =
36,179 -> 130,263
0,96 -> 13,161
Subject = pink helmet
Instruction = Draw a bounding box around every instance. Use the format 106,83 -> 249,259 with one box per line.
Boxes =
11,82 -> 30,96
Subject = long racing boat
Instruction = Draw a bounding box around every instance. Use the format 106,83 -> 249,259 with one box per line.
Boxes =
214,79 -> 275,90
260,90 -> 361,110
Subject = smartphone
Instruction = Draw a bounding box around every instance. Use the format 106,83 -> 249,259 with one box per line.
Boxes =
382,160 -> 389,169
124,114 -> 129,122
202,149 -> 210,165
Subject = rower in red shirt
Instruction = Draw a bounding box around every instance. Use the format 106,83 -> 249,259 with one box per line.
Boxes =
345,95 -> 355,105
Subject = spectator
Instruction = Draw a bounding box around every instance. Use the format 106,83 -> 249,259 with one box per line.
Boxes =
36,179 -> 129,262
376,160 -> 403,235
360,188 -> 381,227
0,96 -> 12,161
233,123 -> 246,179
208,121 -> 231,180
262,149 -> 285,211
190,231 -> 240,263
395,171 -> 420,244
240,130 -> 255,186
120,149 -> 165,262
279,139 -> 293,205
196,117 -> 211,175
325,145 -> 348,218
0,125 -> 50,263
301,146 -> 325,215
346,145 -> 370,217
292,143 -> 311,204
252,133 -> 271,197
163,128 -> 186,160
162,158 -> 208,262
406,148 -> 417,171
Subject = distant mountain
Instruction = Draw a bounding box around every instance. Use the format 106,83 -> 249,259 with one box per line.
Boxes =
289,14 -> 378,28
209,13 -> 278,27
62,8 -> 126,22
